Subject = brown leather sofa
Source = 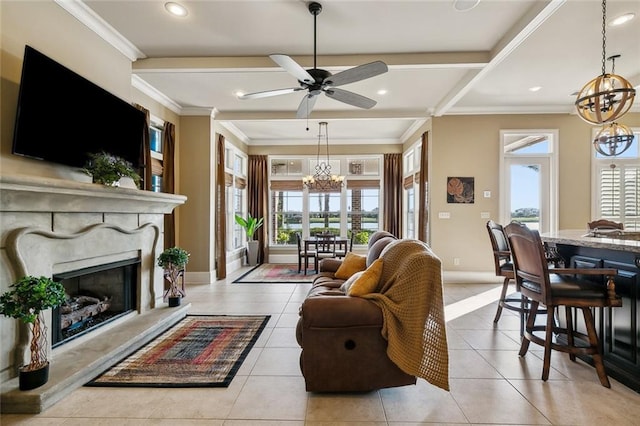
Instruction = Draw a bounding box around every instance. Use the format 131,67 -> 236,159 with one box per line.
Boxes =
296,231 -> 425,392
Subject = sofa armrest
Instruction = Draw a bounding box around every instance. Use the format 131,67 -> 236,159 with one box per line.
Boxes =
319,258 -> 343,273
301,295 -> 383,328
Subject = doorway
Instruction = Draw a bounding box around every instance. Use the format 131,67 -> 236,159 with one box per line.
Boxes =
500,130 -> 558,233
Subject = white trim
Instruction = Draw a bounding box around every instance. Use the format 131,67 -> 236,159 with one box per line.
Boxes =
54,0 -> 145,61
400,118 -> 428,144
131,75 -> 182,115
218,122 -> 251,145
182,107 -> 215,116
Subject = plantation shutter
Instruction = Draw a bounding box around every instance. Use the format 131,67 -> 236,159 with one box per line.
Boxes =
597,164 -> 640,230
623,166 -> 639,229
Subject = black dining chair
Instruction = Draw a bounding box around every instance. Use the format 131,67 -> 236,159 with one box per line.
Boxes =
296,232 -> 317,275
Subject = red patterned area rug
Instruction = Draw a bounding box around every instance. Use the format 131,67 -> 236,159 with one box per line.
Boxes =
86,315 -> 269,387
232,263 -> 315,283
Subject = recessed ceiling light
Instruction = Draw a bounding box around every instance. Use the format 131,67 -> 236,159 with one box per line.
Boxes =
165,2 -> 188,17
529,86 -> 542,92
453,0 -> 481,12
377,89 -> 388,95
609,12 -> 635,27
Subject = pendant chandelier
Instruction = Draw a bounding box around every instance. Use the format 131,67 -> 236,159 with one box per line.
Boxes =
574,0 -> 635,126
302,122 -> 344,191
593,122 -> 634,157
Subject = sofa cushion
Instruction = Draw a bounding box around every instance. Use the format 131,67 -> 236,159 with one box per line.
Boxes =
348,258 -> 384,296
367,236 -> 396,267
339,270 -> 364,293
335,252 -> 367,279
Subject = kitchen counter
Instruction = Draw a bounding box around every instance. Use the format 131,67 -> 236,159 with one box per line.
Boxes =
540,229 -> 640,254
540,229 -> 640,392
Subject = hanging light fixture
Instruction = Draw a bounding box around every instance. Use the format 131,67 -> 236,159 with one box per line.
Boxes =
302,122 -> 344,191
575,0 -> 635,125
593,122 -> 634,157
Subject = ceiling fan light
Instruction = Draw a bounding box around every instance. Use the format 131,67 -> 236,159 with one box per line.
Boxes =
593,122 -> 634,156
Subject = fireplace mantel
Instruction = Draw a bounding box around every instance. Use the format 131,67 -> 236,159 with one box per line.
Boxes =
0,173 -> 188,413
1,174 -> 186,213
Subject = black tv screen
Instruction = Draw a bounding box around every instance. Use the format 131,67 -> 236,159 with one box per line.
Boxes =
12,45 -> 145,169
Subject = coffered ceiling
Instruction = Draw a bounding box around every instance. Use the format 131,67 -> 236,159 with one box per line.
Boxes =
68,0 -> 639,145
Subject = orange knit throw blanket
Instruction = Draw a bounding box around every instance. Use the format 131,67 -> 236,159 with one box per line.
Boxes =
362,239 -> 450,391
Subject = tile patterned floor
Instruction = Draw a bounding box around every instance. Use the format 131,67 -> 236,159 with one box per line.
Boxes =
3,270 -> 640,425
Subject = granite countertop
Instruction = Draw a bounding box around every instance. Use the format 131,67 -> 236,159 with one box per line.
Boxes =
541,229 -> 640,254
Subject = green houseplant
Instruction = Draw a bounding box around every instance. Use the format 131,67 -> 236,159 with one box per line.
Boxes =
235,213 -> 264,266
0,275 -> 66,390
157,246 -> 190,307
82,151 -> 141,187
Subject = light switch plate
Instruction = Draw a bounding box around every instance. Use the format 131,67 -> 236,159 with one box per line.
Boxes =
483,190 -> 491,198
438,212 -> 451,219
481,212 -> 490,219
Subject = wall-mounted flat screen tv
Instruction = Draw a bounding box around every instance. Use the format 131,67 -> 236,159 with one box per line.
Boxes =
12,45 -> 145,169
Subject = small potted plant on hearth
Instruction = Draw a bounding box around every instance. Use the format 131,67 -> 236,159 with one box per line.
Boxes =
157,246 -> 190,307
235,213 -> 264,266
82,151 -> 141,188
0,275 -> 66,390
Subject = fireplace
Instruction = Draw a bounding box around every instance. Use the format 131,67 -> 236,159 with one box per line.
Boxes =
51,258 -> 140,347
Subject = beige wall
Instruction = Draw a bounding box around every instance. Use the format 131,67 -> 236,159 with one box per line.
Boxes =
1,0 -> 134,179
430,113 -> 640,271
178,116 -> 214,276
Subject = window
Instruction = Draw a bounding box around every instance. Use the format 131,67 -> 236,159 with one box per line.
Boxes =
403,141 -> 421,238
268,155 -> 382,245
149,121 -> 164,193
593,129 -> 639,230
309,192 -> 341,235
347,183 -> 380,244
271,190 -> 303,245
225,144 -> 248,250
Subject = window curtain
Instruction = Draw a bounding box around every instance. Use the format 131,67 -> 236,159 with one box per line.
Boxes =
215,134 -> 227,280
248,155 -> 269,264
162,121 -> 176,249
133,103 -> 152,191
418,132 -> 429,242
383,153 -> 402,237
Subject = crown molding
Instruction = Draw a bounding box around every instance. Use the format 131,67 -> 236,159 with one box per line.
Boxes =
131,75 -> 182,115
55,0 -> 145,61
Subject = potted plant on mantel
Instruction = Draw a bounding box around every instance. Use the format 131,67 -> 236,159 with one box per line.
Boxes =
235,213 -> 264,266
0,275 -> 66,390
82,151 -> 141,188
157,247 -> 190,307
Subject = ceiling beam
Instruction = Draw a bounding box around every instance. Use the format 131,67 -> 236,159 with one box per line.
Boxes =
132,52 -> 489,73
432,0 -> 567,117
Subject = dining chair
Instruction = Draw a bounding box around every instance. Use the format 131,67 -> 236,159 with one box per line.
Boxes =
334,233 -> 354,258
587,219 -> 624,230
486,220 -> 528,335
296,232 -> 317,275
315,233 -> 337,263
504,221 -> 622,387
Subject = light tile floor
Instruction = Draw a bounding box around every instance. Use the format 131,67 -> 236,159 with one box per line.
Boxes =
3,270 -> 640,425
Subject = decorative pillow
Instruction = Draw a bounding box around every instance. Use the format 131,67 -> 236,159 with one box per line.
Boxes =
339,270 -> 364,293
334,252 -> 367,280
348,258 -> 384,297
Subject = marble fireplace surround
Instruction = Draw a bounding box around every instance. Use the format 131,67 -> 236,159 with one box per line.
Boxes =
0,175 -> 187,413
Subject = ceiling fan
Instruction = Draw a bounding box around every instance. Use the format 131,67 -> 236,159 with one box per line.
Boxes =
238,1 -> 388,119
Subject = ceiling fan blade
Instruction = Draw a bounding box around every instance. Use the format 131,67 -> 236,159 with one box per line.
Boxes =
238,87 -> 303,100
296,94 -> 318,119
324,61 -> 388,87
324,88 -> 377,109
270,54 -> 315,84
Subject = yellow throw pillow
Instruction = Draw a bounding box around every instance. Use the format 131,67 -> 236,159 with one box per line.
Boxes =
334,252 -> 367,280
348,258 -> 383,297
